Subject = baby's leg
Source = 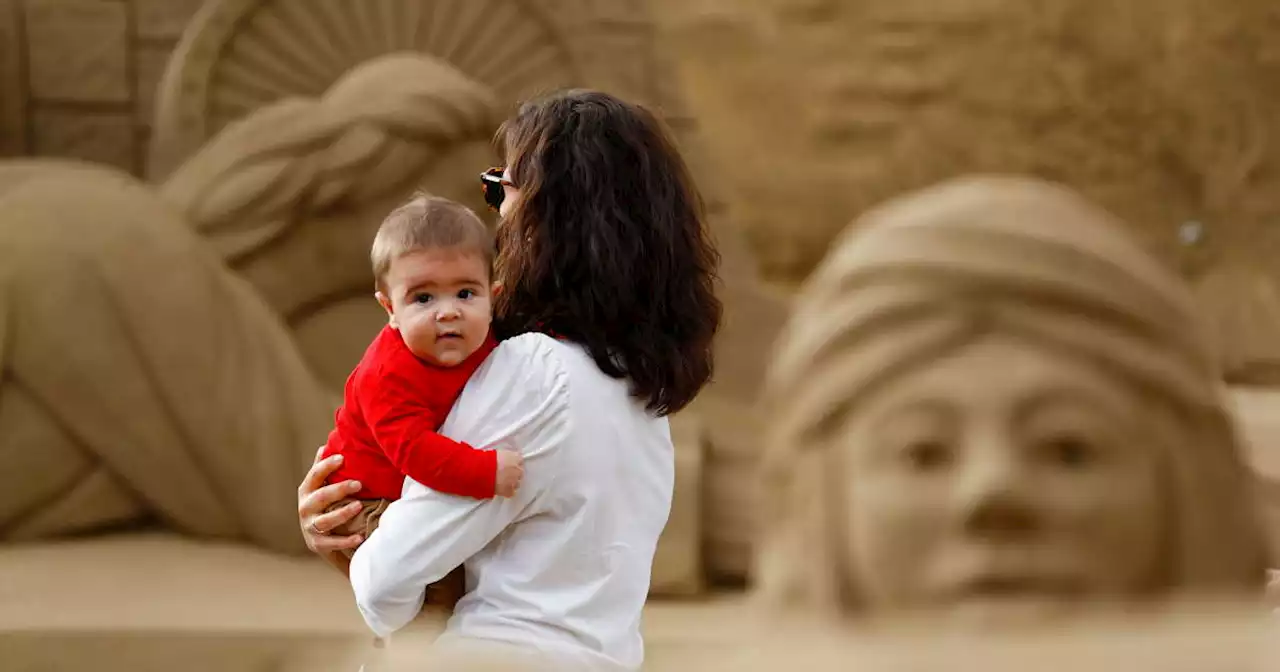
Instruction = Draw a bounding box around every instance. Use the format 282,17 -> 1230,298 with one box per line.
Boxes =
423,566 -> 467,613
326,498 -> 389,558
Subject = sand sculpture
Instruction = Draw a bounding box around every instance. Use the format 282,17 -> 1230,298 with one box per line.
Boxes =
653,0 -> 1280,378
0,4 -> 790,668
11,2 -> 1280,593
0,0 -> 209,175
142,0 -> 786,586
0,0 -> 788,598
9,2 -> 1276,669
639,0 -> 1280,586
755,176 -> 1271,621
0,53 -> 501,553
658,4 -> 1280,565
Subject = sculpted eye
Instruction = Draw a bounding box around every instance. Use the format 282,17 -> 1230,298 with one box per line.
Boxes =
904,440 -> 952,472
1040,434 -> 1096,469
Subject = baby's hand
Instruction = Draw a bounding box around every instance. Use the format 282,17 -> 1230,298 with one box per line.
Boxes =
494,449 -> 524,497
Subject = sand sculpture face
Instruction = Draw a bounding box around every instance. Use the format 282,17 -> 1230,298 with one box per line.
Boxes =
755,176 -> 1269,622
839,334 -> 1164,622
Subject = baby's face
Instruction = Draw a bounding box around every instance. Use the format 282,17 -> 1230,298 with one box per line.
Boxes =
378,247 -> 493,366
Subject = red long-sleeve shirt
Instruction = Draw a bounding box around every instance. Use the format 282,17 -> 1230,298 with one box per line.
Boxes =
322,326 -> 499,500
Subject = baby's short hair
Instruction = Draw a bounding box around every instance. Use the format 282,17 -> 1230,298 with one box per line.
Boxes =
371,193 -> 494,291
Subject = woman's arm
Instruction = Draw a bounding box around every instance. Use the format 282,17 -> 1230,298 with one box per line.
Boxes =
350,476 -> 541,636
348,334 -> 569,637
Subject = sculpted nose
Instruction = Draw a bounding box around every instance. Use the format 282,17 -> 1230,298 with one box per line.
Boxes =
956,432 -> 1039,539
963,484 -> 1038,539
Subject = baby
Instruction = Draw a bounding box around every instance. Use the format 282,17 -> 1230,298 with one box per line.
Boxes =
320,193 -> 522,612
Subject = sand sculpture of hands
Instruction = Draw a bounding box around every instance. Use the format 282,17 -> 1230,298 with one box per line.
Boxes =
0,54 -> 503,554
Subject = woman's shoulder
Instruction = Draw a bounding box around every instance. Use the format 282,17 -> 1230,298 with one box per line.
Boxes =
490,332 -> 564,368
445,333 -> 572,443
494,331 -> 561,356
479,332 -> 571,395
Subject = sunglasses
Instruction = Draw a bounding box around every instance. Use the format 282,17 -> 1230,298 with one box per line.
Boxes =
480,167 -> 514,212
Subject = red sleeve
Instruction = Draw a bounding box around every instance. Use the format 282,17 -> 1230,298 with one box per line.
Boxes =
357,366 -> 497,499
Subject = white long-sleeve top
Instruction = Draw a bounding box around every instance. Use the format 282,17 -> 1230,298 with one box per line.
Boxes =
349,333 -> 674,670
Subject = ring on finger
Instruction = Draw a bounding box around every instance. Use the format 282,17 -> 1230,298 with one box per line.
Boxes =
309,520 -> 326,536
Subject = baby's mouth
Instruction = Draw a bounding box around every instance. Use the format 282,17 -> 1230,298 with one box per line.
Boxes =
437,333 -> 462,341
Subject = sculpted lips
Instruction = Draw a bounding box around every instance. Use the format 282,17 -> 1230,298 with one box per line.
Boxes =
953,575 -> 1084,600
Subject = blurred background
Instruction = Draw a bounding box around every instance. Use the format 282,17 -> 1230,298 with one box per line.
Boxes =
3,0 -> 1280,669
11,0 -> 1280,366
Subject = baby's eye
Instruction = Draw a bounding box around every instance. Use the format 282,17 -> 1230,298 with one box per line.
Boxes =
414,293 -> 432,304
457,288 -> 475,300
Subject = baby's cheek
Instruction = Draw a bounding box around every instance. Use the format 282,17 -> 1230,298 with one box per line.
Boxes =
401,322 -> 436,348
468,304 -> 494,326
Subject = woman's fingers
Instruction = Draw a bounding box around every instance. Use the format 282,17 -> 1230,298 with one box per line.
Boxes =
298,452 -> 341,497
299,479 -> 362,518
312,532 -> 364,553
311,500 -> 363,533
298,448 -> 367,555
302,498 -> 364,553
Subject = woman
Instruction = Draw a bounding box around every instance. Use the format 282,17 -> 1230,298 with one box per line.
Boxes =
755,175 -> 1269,625
297,89 -> 722,669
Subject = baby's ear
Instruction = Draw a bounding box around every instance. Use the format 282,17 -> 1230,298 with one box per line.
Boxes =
375,291 -> 397,327
491,281 -> 504,297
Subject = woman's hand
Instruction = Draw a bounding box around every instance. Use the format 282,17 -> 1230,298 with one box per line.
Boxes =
298,447 -> 365,557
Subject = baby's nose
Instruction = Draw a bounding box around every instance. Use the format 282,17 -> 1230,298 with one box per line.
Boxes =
435,301 -> 461,319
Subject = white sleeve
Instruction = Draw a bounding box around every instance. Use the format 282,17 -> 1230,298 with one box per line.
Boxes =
348,334 -> 570,638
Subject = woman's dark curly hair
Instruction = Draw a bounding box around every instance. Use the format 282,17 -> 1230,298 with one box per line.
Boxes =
492,89 -> 722,416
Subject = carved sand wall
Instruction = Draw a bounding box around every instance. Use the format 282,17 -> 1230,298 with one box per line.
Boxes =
0,0 -> 207,173
645,1 -> 1280,578
651,0 -> 1280,380
12,0 -> 1280,380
